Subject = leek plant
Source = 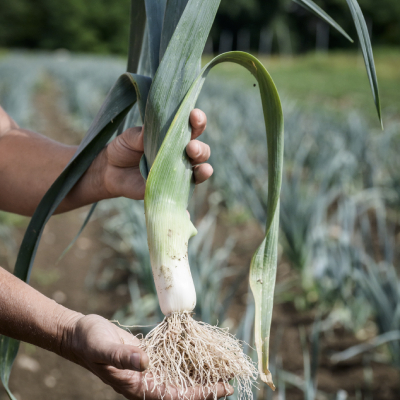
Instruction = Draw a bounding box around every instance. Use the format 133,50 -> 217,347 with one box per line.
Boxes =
0,0 -> 382,398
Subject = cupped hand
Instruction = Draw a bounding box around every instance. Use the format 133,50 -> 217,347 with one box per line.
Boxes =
66,314 -> 233,400
97,108 -> 212,201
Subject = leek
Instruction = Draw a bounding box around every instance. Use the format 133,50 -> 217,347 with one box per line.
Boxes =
137,0 -> 283,394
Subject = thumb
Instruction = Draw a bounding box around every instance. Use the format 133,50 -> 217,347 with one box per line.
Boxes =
101,343 -> 149,372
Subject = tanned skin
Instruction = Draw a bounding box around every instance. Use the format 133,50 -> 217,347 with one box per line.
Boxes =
0,106 -> 233,400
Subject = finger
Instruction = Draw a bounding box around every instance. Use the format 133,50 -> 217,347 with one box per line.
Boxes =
215,382 -> 234,399
121,126 -> 144,152
189,109 -> 207,139
91,364 -> 142,399
193,163 -> 213,184
96,342 -> 149,372
186,140 -> 211,165
174,382 -> 234,400
106,127 -> 143,168
143,381 -> 234,400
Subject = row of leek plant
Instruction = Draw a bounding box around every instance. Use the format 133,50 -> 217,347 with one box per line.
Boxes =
196,77 -> 400,298
4,50 -> 399,380
194,76 -> 400,370
0,52 -> 125,129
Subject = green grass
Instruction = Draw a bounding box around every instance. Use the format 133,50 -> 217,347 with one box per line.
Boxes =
204,47 -> 400,126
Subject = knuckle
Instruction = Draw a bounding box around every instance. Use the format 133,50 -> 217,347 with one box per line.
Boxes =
110,348 -> 124,369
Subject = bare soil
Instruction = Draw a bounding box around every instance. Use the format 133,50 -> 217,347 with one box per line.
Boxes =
1,82 -> 400,400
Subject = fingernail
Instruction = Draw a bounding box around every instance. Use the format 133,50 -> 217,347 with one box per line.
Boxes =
131,353 -> 141,370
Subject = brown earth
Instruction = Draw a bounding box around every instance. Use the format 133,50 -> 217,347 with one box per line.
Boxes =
1,82 -> 400,400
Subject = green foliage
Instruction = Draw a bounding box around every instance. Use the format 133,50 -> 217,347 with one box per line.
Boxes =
0,0 -> 130,53
1,0 -> 400,54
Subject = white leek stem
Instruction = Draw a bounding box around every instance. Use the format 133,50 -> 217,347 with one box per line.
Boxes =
145,205 -> 197,316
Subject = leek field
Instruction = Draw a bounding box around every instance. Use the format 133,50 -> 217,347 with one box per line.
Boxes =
1,49 -> 400,399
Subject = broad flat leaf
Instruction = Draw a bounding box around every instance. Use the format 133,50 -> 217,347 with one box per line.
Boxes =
144,51 -> 284,390
127,0 -> 146,73
0,73 -> 151,399
345,0 -> 382,127
293,0 -> 353,42
159,0 -> 189,61
144,0 -> 167,76
143,0 -> 220,168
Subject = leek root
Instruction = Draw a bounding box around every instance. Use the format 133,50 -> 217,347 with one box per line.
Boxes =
140,312 -> 257,400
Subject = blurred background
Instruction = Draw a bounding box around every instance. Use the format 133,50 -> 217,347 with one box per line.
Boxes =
1,1 -> 400,400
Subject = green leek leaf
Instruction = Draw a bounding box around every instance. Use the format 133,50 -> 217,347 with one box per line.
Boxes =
56,202 -> 97,264
293,0 -> 353,42
127,0 -> 146,73
14,72 -> 150,281
0,336 -> 19,400
160,0 -> 189,61
62,2 -> 151,259
143,0 -> 220,168
345,0 -> 382,127
144,0 -> 167,76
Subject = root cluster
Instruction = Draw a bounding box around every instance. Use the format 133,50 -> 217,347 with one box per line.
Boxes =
139,312 -> 257,400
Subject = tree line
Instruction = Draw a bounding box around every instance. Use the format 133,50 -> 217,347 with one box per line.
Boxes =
0,0 -> 399,54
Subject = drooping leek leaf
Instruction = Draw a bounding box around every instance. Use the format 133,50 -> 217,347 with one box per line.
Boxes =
144,51 -> 284,389
293,0 -> 353,42
294,0 -> 382,126
345,0 -> 382,127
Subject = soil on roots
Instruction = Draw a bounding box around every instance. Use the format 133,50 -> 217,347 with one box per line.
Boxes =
140,312 -> 257,400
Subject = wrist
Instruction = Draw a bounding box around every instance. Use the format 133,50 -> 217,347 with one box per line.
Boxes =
88,148 -> 114,200
60,148 -> 113,212
54,306 -> 85,363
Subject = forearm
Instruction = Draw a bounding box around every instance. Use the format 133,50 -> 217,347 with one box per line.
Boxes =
0,266 -> 83,357
0,127 -> 110,216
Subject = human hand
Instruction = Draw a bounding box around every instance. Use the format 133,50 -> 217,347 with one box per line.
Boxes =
90,108 -> 212,202
64,314 -> 233,400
